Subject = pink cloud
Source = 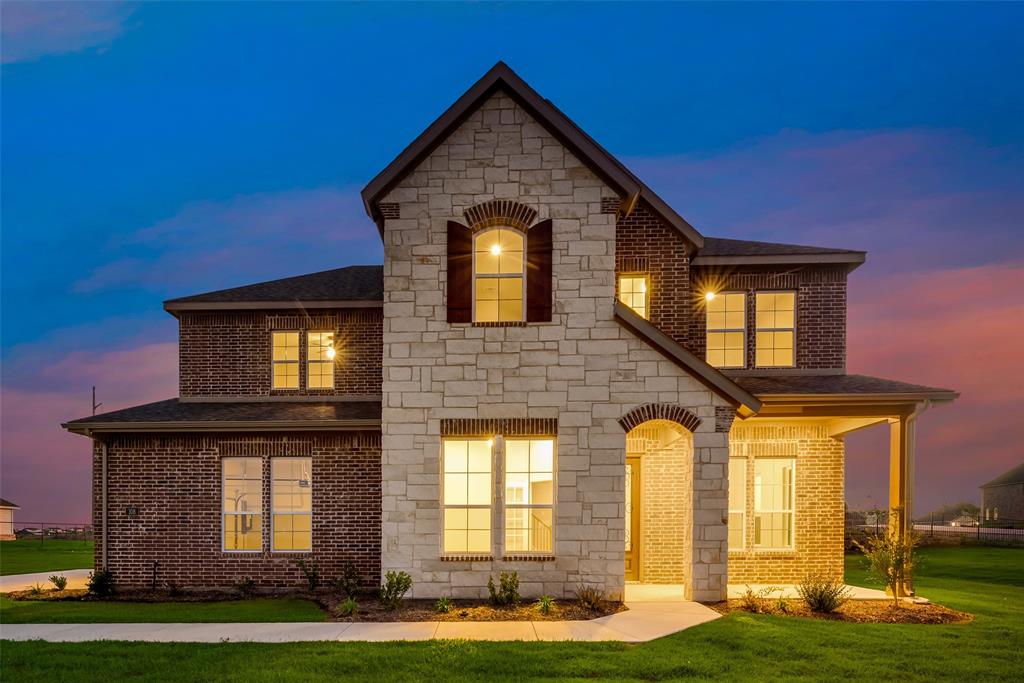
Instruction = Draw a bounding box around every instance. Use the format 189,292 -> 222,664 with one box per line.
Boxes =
1,1 -> 137,64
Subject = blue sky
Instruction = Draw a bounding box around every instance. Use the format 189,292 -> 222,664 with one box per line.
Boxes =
2,2 -> 1022,521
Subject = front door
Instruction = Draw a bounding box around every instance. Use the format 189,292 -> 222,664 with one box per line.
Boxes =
625,456 -> 641,581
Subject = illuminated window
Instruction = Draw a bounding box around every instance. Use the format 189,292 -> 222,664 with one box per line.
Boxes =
272,458 -> 312,551
474,228 -> 524,322
728,458 -> 746,550
618,275 -> 649,319
505,439 -> 555,554
223,457 -> 262,551
754,458 -> 794,549
442,439 -> 493,554
706,292 -> 746,368
272,331 -> 299,389
307,331 -> 335,389
755,292 -> 795,367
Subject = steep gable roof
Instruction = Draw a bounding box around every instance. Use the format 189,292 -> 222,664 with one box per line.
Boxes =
981,462 -> 1024,489
361,62 -> 703,248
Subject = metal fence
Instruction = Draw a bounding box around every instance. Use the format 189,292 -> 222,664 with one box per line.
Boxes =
13,523 -> 93,542
846,511 -> 1024,547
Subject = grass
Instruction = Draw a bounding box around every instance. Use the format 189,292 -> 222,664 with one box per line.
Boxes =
0,539 -> 94,576
0,597 -> 326,624
2,546 -> 1021,681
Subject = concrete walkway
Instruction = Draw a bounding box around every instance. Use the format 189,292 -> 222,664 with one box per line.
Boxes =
0,594 -> 720,643
0,569 -> 91,593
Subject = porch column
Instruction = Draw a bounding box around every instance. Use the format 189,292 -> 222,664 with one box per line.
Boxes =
888,413 -> 916,595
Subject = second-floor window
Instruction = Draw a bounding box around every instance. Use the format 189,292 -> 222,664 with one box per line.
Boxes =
474,227 -> 524,322
272,331 -> 300,389
618,275 -> 648,319
706,292 -> 746,368
306,331 -> 335,389
755,292 -> 796,367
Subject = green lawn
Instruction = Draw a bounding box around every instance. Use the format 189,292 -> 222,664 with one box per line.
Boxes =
2,546 -> 1021,681
0,597 -> 326,624
0,539 -> 94,576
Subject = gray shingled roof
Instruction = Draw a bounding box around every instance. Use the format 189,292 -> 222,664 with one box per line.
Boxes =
0,498 -> 19,509
981,462 -> 1024,489
698,237 -> 864,257
734,374 -> 957,397
64,399 -> 381,431
165,265 -> 383,305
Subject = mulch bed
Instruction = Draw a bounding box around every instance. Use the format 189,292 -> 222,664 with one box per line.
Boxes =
711,598 -> 971,624
320,596 -> 625,622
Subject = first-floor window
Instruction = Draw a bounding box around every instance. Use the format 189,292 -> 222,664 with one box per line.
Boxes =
442,439 -> 493,554
223,457 -> 262,551
754,458 -> 795,549
618,275 -> 649,319
272,457 -> 312,551
505,438 -> 555,553
728,458 -> 746,550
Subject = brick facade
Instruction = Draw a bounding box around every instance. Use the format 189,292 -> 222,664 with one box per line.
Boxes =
92,432 -> 381,589
726,422 -> 845,583
178,309 -> 382,398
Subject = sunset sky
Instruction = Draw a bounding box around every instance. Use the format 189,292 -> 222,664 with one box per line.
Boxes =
2,2 -> 1022,523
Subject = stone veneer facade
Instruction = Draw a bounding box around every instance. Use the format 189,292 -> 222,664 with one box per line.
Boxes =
377,91 -> 732,602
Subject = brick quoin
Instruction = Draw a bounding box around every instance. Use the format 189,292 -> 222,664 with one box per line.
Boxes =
92,431 -> 382,589
179,309 -> 383,397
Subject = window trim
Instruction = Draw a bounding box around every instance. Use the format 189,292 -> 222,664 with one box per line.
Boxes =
305,330 -> 335,390
706,290 -> 747,369
752,456 -> 796,551
618,273 -> 650,320
222,456 -> 263,554
503,437 -> 557,556
440,437 -> 495,557
471,226 -> 526,323
754,290 -> 797,368
270,456 -> 313,553
271,330 -> 301,391
727,457 -> 747,552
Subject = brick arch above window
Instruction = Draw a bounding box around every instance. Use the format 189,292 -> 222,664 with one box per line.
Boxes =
463,199 -> 539,233
618,403 -> 702,433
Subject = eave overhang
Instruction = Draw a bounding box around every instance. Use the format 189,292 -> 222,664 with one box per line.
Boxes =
691,252 -> 866,273
63,419 -> 382,436
163,300 -> 383,316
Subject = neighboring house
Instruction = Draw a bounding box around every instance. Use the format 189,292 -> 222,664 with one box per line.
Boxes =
63,63 -> 957,601
0,499 -> 19,540
981,462 -> 1024,523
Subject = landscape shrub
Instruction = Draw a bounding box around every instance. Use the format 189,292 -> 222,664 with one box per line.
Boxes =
487,571 -> 520,607
435,596 -> 452,613
49,575 -> 68,591
535,594 -> 555,615
296,559 -> 321,592
332,561 -> 361,599
854,507 -> 919,608
234,576 -> 256,597
738,585 -> 780,614
574,584 -> 605,610
797,573 -> 852,613
87,569 -> 115,597
339,597 -> 358,616
379,570 -> 412,609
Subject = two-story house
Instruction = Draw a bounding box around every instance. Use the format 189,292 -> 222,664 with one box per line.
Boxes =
65,63 -> 956,602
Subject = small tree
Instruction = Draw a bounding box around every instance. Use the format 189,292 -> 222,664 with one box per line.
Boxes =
854,507 -> 918,608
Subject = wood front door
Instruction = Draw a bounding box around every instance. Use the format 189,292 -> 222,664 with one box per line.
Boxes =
625,456 -> 641,581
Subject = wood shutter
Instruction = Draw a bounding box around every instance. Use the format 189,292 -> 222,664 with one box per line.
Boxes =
447,221 -> 473,323
526,219 -> 553,322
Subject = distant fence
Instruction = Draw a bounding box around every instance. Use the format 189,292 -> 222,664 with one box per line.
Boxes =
846,511 -> 1024,547
14,523 -> 93,542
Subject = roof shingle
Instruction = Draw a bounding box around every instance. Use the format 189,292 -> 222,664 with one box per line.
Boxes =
734,374 -> 957,398
698,237 -> 864,258
164,265 -> 383,306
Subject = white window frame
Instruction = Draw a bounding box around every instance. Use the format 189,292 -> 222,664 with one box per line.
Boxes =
503,437 -> 557,556
471,226 -> 526,323
753,457 -> 796,551
728,457 -> 747,551
440,438 -> 494,556
706,291 -> 747,369
618,273 -> 649,319
271,330 -> 301,390
222,457 -> 262,553
755,290 -> 796,368
271,457 -> 313,553
306,330 -> 335,390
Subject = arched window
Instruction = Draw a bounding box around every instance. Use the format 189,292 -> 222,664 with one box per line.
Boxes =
473,227 -> 525,322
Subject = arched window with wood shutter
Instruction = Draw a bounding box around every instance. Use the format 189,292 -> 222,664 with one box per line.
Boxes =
473,227 -> 525,322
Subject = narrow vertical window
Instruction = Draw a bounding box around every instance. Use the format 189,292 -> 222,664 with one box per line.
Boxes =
618,275 -> 649,319
223,457 -> 262,551
306,331 -> 335,389
474,228 -> 525,322
505,438 -> 555,554
442,439 -> 493,554
754,458 -> 795,549
755,292 -> 795,367
728,458 -> 746,550
272,331 -> 300,389
706,292 -> 746,368
272,458 -> 312,551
